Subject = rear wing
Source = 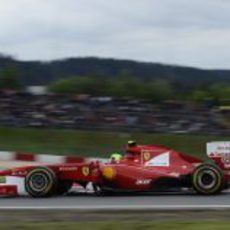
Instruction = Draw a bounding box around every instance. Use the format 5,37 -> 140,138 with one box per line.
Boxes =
207,142 -> 230,169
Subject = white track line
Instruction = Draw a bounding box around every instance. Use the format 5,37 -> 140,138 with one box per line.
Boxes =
1,205 -> 230,210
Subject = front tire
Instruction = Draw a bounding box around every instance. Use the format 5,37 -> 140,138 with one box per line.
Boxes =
25,167 -> 57,198
192,164 -> 224,195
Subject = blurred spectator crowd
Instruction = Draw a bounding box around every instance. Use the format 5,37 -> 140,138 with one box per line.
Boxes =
0,90 -> 229,135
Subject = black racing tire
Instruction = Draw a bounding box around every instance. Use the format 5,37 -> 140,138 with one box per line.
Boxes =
25,167 -> 57,198
192,164 -> 224,195
56,181 -> 73,195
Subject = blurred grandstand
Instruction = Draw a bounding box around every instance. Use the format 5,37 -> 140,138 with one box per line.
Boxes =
0,90 -> 228,135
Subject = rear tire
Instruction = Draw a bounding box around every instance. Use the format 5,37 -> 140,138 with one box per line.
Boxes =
192,164 -> 224,195
25,167 -> 57,198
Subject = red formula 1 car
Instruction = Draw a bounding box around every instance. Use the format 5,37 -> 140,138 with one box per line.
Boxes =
0,141 -> 230,197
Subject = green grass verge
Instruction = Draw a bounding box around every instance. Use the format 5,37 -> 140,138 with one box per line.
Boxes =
0,221 -> 230,230
0,126 -> 228,158
0,176 -> 6,183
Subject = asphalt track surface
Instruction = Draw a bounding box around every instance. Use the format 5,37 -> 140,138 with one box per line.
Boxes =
1,190 -> 230,210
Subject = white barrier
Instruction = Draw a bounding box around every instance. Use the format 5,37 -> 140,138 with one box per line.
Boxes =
6,176 -> 26,195
0,151 -> 15,161
36,154 -> 66,164
86,157 -> 109,163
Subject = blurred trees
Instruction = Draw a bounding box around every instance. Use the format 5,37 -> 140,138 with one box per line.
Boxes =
49,75 -> 175,101
48,73 -> 230,103
208,84 -> 230,100
49,75 -> 111,96
0,64 -> 227,103
0,66 -> 22,90
192,84 -> 230,102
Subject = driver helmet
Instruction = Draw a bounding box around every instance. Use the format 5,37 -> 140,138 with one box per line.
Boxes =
110,152 -> 123,161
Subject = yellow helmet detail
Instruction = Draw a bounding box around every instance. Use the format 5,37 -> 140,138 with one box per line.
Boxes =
110,153 -> 122,161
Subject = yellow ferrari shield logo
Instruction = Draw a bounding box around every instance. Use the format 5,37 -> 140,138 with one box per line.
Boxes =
143,151 -> 151,161
82,166 -> 90,176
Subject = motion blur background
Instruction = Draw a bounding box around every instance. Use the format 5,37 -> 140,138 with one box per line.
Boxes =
0,55 -> 228,157
0,0 -> 229,161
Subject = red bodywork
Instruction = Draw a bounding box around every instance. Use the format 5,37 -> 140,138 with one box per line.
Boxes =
1,144 -> 230,194
98,145 -> 202,192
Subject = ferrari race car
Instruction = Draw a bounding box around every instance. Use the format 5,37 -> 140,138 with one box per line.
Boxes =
0,141 -> 230,197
